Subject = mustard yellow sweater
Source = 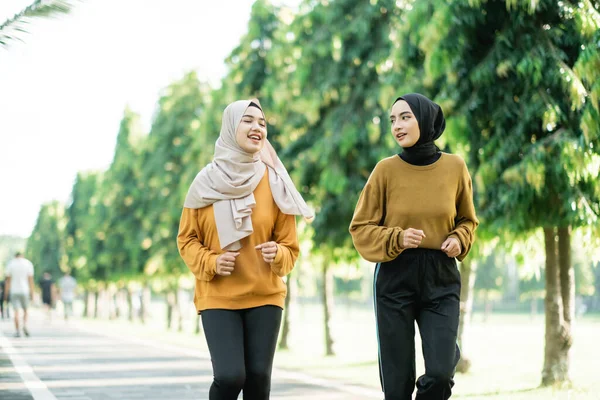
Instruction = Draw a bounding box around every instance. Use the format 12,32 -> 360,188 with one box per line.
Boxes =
349,153 -> 478,263
177,170 -> 299,312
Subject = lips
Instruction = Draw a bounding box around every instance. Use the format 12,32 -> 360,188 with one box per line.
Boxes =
248,134 -> 262,141
396,133 -> 407,140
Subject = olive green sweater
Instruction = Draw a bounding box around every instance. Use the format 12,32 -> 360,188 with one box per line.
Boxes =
349,153 -> 478,263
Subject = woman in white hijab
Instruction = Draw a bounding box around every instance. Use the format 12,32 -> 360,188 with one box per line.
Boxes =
178,99 -> 312,400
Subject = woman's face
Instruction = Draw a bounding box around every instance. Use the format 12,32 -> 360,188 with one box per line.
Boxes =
390,100 -> 420,148
235,106 -> 267,154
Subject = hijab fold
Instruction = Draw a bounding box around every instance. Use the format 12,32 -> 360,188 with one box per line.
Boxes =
183,99 -> 313,251
395,93 -> 446,165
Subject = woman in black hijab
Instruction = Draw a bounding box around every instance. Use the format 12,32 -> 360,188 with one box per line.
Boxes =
350,93 -> 479,399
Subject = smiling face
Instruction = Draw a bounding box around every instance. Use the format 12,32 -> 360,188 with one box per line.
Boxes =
235,105 -> 267,154
390,100 -> 420,148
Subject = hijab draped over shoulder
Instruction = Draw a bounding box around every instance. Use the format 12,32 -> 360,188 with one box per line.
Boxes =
183,99 -> 313,251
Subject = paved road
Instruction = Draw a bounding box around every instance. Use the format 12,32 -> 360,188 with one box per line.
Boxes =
0,315 -> 381,400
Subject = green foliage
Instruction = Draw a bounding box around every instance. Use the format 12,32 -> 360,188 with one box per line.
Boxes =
26,200 -> 66,278
0,0 -> 75,48
395,0 -> 600,239
475,253 -> 505,293
22,0 -> 600,293
97,109 -> 149,282
139,72 -> 211,278
276,0 -> 400,261
64,171 -> 103,282
0,235 -> 26,275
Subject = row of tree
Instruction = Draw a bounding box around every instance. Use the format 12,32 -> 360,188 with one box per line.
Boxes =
20,0 -> 600,386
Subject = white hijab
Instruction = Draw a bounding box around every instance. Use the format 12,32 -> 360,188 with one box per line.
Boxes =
183,99 -> 314,251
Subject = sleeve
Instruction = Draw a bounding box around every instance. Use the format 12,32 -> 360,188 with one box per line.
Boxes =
177,207 -> 219,281
270,209 -> 300,277
448,160 -> 479,261
28,262 -> 34,276
5,263 -> 12,277
349,163 -> 405,263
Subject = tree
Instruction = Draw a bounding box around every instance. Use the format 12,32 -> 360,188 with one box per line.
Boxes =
64,171 -> 103,316
97,108 -> 148,318
0,0 -> 74,49
0,235 -> 26,269
26,201 -> 66,279
140,71 -> 211,330
101,109 -> 148,276
474,253 -> 505,321
278,0 -> 399,355
395,0 -> 600,385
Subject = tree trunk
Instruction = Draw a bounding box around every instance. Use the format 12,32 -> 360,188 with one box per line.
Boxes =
531,297 -> 538,320
140,284 -> 150,324
83,290 -> 90,317
127,288 -> 133,322
484,293 -> 493,321
175,287 -> 183,332
558,227 -> 575,327
278,275 -> 293,350
166,291 -> 174,330
456,258 -> 476,373
321,261 -> 335,356
111,290 -> 119,320
93,290 -> 99,319
482,291 -> 490,322
541,226 -> 571,386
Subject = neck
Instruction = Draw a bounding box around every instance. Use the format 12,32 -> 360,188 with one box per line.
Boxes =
399,142 -> 440,166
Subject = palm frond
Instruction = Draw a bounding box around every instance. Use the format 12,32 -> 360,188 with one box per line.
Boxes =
0,0 -> 76,48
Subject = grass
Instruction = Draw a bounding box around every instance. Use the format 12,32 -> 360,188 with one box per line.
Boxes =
69,299 -> 600,399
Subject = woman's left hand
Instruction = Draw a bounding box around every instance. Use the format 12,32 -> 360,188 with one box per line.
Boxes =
255,241 -> 278,263
441,237 -> 461,258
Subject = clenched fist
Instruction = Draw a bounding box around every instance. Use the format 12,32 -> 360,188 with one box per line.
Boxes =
255,241 -> 278,264
441,237 -> 461,258
402,228 -> 426,249
216,252 -> 240,276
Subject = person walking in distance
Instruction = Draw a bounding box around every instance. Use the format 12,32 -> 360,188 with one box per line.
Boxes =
3,252 -> 34,337
58,270 -> 77,321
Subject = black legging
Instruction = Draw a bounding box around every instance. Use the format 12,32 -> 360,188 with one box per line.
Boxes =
202,305 -> 282,400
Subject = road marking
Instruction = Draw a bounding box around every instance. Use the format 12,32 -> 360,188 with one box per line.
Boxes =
73,322 -> 382,399
0,329 -> 58,400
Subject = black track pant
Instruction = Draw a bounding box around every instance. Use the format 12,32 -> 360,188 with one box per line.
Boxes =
374,248 -> 461,400
201,305 -> 282,400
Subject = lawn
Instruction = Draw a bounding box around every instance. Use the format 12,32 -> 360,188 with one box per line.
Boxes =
73,299 -> 600,399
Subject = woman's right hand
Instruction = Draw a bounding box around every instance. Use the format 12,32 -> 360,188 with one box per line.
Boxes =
402,228 -> 426,249
215,252 -> 240,276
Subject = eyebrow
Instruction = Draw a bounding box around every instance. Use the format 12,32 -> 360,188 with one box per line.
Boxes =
242,114 -> 266,121
390,111 -> 412,118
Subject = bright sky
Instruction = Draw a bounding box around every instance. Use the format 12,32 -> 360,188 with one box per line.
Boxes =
0,0 -> 292,238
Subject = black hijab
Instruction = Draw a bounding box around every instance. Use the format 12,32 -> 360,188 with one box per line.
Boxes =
393,93 -> 446,166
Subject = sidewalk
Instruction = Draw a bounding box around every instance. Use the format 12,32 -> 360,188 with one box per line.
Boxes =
0,313 -> 381,400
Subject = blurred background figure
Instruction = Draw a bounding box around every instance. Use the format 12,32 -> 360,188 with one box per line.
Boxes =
58,270 -> 77,321
39,271 -> 56,321
0,275 -> 9,319
4,252 -> 34,337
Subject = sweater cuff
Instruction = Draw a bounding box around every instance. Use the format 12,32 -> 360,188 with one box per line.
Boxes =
272,244 -> 284,266
204,254 -> 219,281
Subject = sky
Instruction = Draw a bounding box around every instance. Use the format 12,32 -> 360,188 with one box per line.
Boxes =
0,0 -> 293,238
